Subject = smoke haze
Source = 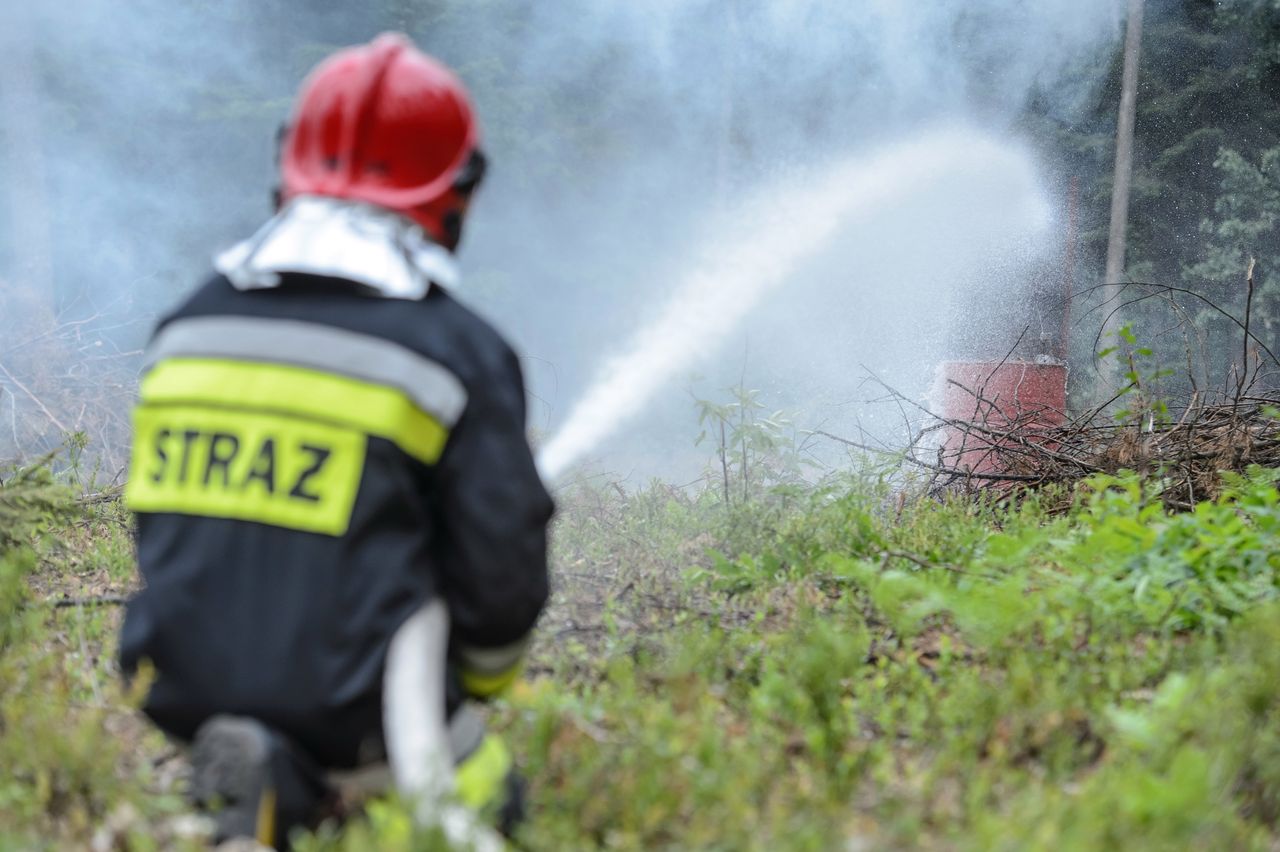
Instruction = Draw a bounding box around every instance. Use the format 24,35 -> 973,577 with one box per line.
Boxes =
537,128 -> 1052,480
0,1 -> 1122,477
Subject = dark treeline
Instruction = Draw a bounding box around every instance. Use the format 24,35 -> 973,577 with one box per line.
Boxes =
1021,0 -> 1280,396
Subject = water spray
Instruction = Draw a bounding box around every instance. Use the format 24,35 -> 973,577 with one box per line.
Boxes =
536,127 -> 1050,483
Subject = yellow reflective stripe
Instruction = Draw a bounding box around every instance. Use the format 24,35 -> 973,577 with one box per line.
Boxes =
145,317 -> 468,426
126,405 -> 366,536
454,735 -> 513,812
460,663 -> 523,699
255,786 -> 277,847
141,357 -> 449,464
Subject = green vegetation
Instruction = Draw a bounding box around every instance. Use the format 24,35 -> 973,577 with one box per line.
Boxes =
9,1 -> 1280,848
0,456 -> 192,851
6,443 -> 1280,849
508,466 -> 1280,850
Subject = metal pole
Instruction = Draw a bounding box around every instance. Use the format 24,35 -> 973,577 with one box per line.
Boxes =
1059,176 -> 1080,362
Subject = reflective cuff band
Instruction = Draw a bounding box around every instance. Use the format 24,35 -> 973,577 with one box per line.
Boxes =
456,635 -> 530,677
460,662 -> 523,699
454,735 -> 513,812
457,636 -> 530,699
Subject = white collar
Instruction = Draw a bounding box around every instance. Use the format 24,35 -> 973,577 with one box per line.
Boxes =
214,196 -> 460,299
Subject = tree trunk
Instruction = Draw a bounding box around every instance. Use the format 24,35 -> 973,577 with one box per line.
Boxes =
715,0 -> 741,205
1102,0 -> 1145,340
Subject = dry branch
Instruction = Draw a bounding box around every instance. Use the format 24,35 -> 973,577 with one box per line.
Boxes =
822,380 -> 1280,509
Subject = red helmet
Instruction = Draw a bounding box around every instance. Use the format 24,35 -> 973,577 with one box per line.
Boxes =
279,33 -> 484,248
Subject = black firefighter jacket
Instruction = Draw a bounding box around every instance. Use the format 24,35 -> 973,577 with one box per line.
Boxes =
119,271 -> 553,767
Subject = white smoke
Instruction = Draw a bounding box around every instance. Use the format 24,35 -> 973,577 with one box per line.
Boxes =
0,1 -> 1123,473
537,128 -> 1051,480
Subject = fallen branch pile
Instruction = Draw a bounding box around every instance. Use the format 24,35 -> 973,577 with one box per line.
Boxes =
819,374 -> 1280,511
815,267 -> 1280,509
938,394 -> 1280,508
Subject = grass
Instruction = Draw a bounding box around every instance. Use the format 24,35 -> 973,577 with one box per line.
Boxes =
0,464 -> 193,851
502,467 -> 1280,851
4,450 -> 1280,850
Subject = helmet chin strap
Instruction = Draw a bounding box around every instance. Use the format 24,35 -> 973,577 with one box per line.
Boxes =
440,209 -> 464,252
438,148 -> 486,251
270,123 -> 289,213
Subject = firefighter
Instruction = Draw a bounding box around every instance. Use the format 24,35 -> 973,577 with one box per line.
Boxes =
118,34 -> 552,848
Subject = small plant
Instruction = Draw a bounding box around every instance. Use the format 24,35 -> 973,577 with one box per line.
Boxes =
0,453 -> 74,550
1097,324 -> 1175,428
693,382 -> 813,505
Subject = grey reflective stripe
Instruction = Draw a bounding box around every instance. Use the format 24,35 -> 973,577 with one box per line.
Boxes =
146,316 -> 467,426
456,635 -> 530,676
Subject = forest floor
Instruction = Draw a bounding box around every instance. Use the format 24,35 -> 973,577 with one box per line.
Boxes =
5,459 -> 1280,850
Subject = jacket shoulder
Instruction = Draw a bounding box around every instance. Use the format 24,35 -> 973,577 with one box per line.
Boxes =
416,287 -> 522,387
153,272 -> 238,333
156,272 -> 523,400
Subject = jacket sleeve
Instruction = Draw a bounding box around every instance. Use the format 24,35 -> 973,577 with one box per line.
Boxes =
434,346 -> 553,693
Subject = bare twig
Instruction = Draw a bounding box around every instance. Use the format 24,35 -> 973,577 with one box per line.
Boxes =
877,549 -> 1000,581
0,360 -> 69,433
826,361 -> 1280,510
1234,257 -> 1257,414
49,595 -> 130,608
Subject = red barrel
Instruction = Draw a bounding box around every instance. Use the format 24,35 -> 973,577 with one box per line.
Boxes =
936,360 -> 1067,479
